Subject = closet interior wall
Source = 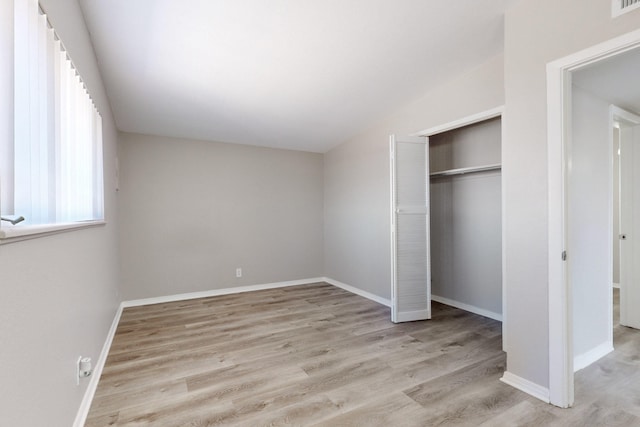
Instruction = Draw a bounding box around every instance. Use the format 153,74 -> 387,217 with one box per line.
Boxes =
429,117 -> 503,319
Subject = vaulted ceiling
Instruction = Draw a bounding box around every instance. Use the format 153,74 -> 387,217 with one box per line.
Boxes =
80,0 -> 515,152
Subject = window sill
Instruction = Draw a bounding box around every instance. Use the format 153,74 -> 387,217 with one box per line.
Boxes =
0,220 -> 106,244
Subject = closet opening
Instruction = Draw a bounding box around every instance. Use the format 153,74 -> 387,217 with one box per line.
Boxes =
429,116 -> 503,322
390,108 -> 504,340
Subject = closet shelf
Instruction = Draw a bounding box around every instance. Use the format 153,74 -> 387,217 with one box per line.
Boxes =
429,163 -> 501,178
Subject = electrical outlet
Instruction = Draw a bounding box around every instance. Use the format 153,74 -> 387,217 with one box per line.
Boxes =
236,268 -> 242,278
76,356 -> 82,385
77,356 -> 92,385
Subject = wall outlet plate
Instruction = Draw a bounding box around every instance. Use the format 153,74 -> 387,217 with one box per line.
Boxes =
76,356 -> 82,386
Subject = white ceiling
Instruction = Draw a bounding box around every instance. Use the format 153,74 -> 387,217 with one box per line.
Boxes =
573,47 -> 640,116
79,0 -> 515,153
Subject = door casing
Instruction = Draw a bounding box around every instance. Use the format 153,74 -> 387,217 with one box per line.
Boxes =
547,28 -> 640,408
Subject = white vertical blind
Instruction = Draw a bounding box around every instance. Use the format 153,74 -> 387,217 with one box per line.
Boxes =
13,0 -> 33,221
0,1 -> 14,216
6,0 -> 103,226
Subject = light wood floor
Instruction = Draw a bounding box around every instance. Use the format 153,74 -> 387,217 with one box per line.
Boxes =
86,284 -> 640,426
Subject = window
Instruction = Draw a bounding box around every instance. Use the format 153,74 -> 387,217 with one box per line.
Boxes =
0,0 -> 104,239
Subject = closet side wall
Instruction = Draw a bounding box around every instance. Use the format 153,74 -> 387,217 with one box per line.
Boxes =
570,85 -> 611,366
430,118 -> 502,317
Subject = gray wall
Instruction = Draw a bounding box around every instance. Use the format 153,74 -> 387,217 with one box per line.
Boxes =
0,0 -> 121,425
118,133 -> 324,300
430,118 -> 502,316
429,118 -> 502,172
570,86 -> 612,361
324,54 -> 504,300
503,0 -> 640,388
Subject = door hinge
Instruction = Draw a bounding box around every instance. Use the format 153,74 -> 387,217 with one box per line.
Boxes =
562,251 -> 567,261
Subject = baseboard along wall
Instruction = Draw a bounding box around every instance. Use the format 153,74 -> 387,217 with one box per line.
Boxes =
322,277 -> 392,307
431,294 -> 502,322
574,341 -> 614,372
75,276 -> 523,425
74,277 -> 350,426
121,277 -> 326,308
500,371 -> 550,404
73,304 -> 124,427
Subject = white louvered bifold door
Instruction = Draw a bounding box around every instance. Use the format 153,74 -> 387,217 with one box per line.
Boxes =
390,135 -> 431,323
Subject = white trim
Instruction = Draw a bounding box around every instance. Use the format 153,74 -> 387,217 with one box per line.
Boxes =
122,278 -> 325,308
323,277 -> 392,307
70,278 -> 390,425
548,29 -> 640,73
501,108 -> 508,353
605,106 -> 620,351
413,106 -> 504,137
73,303 -> 123,427
611,105 -> 640,125
547,28 -> 640,409
0,220 -> 106,244
500,372 -> 550,404
547,53 -> 574,409
390,136 -> 398,317
73,277 -> 325,424
431,294 -> 502,322
574,342 -> 614,372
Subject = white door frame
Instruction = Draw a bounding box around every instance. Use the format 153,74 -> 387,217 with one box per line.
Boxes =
547,28 -> 640,408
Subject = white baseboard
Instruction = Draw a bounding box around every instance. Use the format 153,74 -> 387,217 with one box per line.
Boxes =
73,303 -> 123,427
574,341 -> 614,372
73,277 -> 324,424
431,294 -> 502,321
73,276 -> 388,424
322,277 -> 391,307
122,277 -> 325,308
500,371 -> 550,404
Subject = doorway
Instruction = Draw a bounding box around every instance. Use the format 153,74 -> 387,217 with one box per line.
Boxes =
547,29 -> 640,408
614,108 -> 640,330
390,107 -> 505,331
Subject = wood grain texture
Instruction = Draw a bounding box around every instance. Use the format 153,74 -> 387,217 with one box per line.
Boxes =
85,284 -> 640,426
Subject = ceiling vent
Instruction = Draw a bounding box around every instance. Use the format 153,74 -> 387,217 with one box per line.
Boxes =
612,0 -> 640,17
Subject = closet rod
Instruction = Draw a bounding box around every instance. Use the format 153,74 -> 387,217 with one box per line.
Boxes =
429,163 -> 501,178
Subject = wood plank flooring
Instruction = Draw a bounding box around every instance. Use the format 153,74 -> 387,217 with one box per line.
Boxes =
85,284 -> 640,426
